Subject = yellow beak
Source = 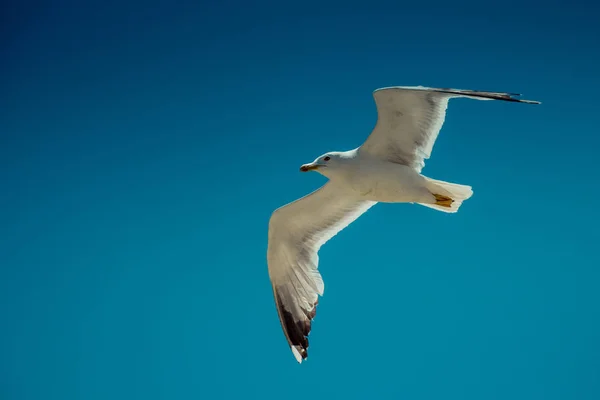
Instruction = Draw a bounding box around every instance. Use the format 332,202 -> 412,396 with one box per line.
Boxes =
300,163 -> 320,172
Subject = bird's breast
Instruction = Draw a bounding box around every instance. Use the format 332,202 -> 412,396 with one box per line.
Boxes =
344,165 -> 389,198
343,162 -> 424,202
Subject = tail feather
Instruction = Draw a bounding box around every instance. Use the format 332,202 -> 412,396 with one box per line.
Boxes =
419,178 -> 473,213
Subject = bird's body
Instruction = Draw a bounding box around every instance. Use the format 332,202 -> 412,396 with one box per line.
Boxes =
348,150 -> 433,202
266,86 -> 540,363
315,148 -> 439,204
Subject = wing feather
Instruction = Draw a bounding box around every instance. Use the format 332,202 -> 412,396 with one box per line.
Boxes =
360,86 -> 540,172
267,182 -> 376,362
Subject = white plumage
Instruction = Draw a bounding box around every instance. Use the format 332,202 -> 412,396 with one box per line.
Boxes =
267,86 -> 540,363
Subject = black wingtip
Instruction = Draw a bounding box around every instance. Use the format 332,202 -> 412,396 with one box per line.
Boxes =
372,86 -> 541,104
275,291 -> 318,363
437,88 -> 541,104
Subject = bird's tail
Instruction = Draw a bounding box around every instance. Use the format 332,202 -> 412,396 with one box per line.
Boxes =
418,177 -> 473,213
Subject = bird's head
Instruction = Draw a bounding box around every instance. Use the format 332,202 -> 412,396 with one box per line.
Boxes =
300,151 -> 347,177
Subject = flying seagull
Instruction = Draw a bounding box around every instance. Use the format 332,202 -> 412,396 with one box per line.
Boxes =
266,86 -> 540,363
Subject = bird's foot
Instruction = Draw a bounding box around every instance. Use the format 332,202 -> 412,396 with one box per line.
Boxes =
433,193 -> 454,208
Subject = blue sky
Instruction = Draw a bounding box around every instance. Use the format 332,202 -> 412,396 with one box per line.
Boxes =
1,1 -> 599,399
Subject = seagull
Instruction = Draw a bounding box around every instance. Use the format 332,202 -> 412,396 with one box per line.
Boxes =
266,86 -> 540,363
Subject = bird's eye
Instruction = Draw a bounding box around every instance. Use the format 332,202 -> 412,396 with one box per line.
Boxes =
323,156 -> 331,161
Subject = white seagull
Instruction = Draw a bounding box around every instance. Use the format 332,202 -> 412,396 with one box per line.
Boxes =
266,86 -> 540,363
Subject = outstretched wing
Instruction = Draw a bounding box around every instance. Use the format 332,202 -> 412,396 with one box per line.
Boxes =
359,86 -> 540,172
267,182 -> 376,362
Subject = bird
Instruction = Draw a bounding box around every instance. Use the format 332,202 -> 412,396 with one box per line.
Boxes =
266,86 -> 540,363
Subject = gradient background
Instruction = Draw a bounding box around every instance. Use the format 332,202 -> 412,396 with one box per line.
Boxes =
1,1 -> 599,399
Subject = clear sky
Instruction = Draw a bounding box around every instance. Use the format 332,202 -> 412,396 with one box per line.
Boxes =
1,1 -> 599,399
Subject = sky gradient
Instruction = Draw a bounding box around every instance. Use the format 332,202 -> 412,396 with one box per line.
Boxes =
1,1 -> 600,399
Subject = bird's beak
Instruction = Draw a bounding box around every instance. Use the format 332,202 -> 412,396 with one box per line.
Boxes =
300,163 -> 320,172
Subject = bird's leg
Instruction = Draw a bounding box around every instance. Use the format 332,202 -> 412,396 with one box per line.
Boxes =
433,193 -> 454,208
